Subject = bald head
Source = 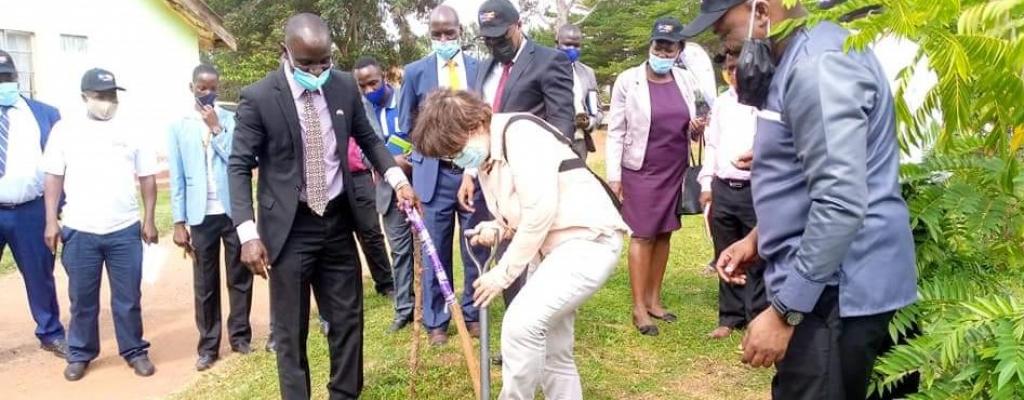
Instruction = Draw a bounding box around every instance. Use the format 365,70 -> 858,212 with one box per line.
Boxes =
429,5 -> 462,41
556,24 -> 582,50
283,13 -> 333,76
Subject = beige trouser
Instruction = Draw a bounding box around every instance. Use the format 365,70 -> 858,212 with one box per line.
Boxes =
499,233 -> 623,400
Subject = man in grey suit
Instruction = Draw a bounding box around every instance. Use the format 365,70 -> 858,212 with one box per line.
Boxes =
353,56 -> 416,333
687,1 -> 918,399
555,24 -> 604,160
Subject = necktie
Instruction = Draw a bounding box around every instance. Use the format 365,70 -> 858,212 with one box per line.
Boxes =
0,106 -> 10,179
492,62 -> 513,112
446,60 -> 461,90
301,91 -> 328,216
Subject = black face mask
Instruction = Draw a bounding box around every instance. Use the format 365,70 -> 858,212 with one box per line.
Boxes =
489,36 -> 518,64
735,3 -> 775,109
736,38 -> 775,109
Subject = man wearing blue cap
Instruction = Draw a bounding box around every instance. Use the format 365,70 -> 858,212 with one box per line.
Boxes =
688,0 -> 918,399
43,68 -> 160,381
0,50 -> 68,360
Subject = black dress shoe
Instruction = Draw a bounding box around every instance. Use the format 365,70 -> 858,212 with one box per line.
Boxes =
428,328 -> 449,347
128,355 -> 156,377
64,362 -> 88,381
388,318 -> 412,333
41,337 -> 68,359
196,354 -> 218,371
232,342 -> 253,355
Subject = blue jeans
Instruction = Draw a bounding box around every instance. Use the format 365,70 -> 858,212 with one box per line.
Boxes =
0,198 -> 64,343
62,222 -> 150,363
420,166 -> 490,330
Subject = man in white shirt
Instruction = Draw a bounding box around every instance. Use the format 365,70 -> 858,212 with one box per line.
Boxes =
697,63 -> 767,339
0,50 -> 67,359
555,24 -> 604,160
43,68 -> 160,381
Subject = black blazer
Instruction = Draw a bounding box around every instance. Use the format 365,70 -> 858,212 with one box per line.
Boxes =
229,68 -> 397,264
473,40 -> 576,138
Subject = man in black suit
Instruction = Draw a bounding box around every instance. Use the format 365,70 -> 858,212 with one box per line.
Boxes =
468,0 -> 576,307
228,14 -> 418,400
473,0 -> 575,137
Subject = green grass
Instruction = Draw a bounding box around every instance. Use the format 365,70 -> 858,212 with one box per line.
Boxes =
173,226 -> 772,400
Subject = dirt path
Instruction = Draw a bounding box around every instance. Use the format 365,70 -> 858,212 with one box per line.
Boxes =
0,240 -> 273,400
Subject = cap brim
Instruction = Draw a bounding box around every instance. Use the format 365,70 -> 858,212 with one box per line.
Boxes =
478,24 -> 510,38
651,34 -> 687,43
681,9 -> 728,37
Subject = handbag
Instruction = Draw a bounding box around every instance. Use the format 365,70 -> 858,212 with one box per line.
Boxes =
677,135 -> 704,216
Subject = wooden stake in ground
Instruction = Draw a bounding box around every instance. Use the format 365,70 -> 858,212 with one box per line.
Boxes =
409,236 -> 424,400
404,209 -> 482,399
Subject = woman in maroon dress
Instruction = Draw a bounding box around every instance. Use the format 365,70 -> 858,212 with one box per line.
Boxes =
606,17 -> 705,336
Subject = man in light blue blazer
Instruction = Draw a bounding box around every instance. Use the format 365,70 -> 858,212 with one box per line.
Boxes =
167,64 -> 253,372
398,4 -> 490,346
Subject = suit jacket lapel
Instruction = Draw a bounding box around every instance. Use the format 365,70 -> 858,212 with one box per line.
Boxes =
499,40 -> 535,111
465,56 -> 478,90
323,70 -> 347,153
475,57 -> 496,93
425,56 -> 439,92
273,71 -> 305,162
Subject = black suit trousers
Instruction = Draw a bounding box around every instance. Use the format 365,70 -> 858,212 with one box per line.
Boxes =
348,171 -> 394,295
710,178 -> 767,328
190,214 -> 252,356
271,197 -> 363,400
773,287 -> 899,400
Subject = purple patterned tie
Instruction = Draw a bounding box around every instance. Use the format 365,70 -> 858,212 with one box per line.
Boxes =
301,91 -> 328,215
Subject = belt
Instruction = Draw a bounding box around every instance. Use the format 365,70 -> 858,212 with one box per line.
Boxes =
351,169 -> 372,177
0,197 -> 41,210
438,159 -> 464,173
716,177 -> 750,189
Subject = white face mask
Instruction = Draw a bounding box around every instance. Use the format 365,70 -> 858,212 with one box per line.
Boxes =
85,98 -> 118,121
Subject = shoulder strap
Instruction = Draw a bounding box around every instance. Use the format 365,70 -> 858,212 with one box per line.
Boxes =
501,114 -> 622,211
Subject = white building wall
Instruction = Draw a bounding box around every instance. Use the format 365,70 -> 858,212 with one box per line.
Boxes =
0,0 -> 204,162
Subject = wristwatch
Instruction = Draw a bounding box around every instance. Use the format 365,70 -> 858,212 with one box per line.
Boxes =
771,297 -> 804,326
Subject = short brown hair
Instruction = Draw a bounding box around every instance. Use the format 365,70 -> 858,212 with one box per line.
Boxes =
410,90 -> 492,158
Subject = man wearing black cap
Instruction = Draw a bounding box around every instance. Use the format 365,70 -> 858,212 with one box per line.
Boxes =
0,50 -> 68,359
472,0 -> 575,307
43,68 -> 160,381
690,1 -> 918,399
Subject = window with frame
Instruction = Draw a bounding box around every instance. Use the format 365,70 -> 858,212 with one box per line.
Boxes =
0,29 -> 34,98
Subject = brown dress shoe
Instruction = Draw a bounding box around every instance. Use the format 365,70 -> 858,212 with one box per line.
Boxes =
467,322 -> 481,339
428,328 -> 449,346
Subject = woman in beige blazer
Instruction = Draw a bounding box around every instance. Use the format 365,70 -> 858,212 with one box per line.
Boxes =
411,89 -> 628,400
606,17 -> 704,336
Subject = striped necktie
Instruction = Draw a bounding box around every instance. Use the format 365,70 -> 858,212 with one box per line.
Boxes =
0,106 -> 10,179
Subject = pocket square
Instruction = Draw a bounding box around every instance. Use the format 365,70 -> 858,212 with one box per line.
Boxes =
335,109 -> 345,116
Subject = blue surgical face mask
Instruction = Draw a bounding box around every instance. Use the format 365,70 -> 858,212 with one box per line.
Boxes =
364,84 -> 391,107
648,53 -> 675,75
432,39 -> 461,61
560,47 -> 581,63
287,51 -> 332,91
452,141 -> 489,169
0,82 -> 19,107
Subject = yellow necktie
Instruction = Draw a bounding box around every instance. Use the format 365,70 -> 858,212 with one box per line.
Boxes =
447,60 -> 461,90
